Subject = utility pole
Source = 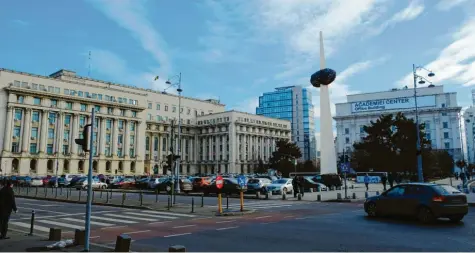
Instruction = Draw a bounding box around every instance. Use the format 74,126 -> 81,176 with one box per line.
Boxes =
169,120 -> 175,202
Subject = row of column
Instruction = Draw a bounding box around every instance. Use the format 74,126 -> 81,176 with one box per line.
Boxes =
148,133 -> 195,162
200,135 -> 229,161
236,134 -> 276,161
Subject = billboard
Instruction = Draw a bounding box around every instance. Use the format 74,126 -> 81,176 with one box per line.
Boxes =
351,95 -> 436,113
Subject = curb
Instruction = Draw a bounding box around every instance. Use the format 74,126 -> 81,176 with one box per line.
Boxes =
215,209 -> 256,216
17,195 -> 152,210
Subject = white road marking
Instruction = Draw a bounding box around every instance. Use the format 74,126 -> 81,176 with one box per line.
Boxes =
104,213 -> 157,222
283,215 -> 295,218
164,233 -> 191,238
10,221 -> 50,233
36,220 -> 85,230
124,230 -> 151,235
19,208 -> 68,215
295,217 -> 307,220
148,221 -> 172,225
254,215 -> 272,219
140,210 -> 196,218
261,222 -> 277,225
90,216 -> 137,224
61,217 -> 114,227
216,226 -> 238,231
101,225 -> 128,230
216,220 -> 235,224
20,203 -> 59,207
123,212 -> 177,219
191,217 -> 208,221
173,224 -> 196,229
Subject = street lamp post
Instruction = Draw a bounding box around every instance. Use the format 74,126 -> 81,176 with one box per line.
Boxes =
165,73 -> 182,194
412,64 -> 435,182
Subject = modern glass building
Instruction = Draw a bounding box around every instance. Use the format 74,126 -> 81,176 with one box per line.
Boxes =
256,86 -> 317,161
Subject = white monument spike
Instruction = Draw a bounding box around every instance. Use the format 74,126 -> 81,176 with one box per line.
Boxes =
315,31 -> 338,175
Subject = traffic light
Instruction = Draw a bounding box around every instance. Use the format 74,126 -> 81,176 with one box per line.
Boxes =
75,124 -> 91,152
166,154 -> 173,168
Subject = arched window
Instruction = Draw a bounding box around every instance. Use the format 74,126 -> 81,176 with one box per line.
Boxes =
154,137 -> 159,151
146,136 -> 150,151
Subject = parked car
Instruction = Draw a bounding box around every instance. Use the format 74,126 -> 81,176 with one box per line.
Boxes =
192,177 -> 212,192
301,177 -> 324,192
29,177 -> 44,187
203,178 -> 246,196
364,183 -> 468,223
246,178 -> 272,194
74,178 -> 108,190
135,177 -> 151,189
265,178 -> 294,195
110,178 -> 136,189
312,174 -> 342,188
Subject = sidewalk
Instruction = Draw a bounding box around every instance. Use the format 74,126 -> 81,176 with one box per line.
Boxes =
1,230 -> 108,252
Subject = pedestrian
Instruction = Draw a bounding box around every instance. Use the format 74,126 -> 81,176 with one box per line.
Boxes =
364,174 -> 370,191
292,176 -> 299,198
388,172 -> 394,188
455,172 -> 459,180
381,173 -> 387,191
0,180 -> 17,239
298,176 -> 305,197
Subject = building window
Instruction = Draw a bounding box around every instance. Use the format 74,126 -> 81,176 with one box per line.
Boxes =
154,137 -> 159,151
165,105 -> 168,111
64,130 -> 70,140
118,134 -> 123,144
51,99 -> 58,107
31,127 -> 38,138
79,116 -> 86,127
443,122 -> 448,128
66,102 -> 73,110
442,112 -> 447,116
345,128 -> 349,135
106,119 -> 112,129
162,138 -> 166,151
64,115 -> 71,125
17,96 -> 24,103
95,105 -> 101,113
172,106 -> 176,112
118,120 -> 124,130
130,135 -> 135,145
117,148 -> 122,157
63,145 -> 69,154
13,126 -> 21,137
47,144 -> 53,155
130,122 -> 135,131
187,109 -> 191,115
14,109 -> 22,120
106,134 -> 111,143
148,103 -> 152,109
443,132 -> 449,139
444,142 -> 450,149
156,104 -> 160,110
108,107 -> 113,114
33,97 -> 41,105
132,111 -> 137,117
426,133 -> 431,140
80,104 -> 87,112
48,129 -> 54,139
425,123 -> 430,130
105,147 -> 111,156
32,111 -> 40,122
130,149 -> 135,157
48,112 -> 56,124
30,144 -> 38,154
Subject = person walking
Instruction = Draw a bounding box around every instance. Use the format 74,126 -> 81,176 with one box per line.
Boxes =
388,172 -> 394,188
364,174 -> 370,191
381,173 -> 387,191
292,176 -> 299,198
0,180 -> 17,239
298,176 -> 305,197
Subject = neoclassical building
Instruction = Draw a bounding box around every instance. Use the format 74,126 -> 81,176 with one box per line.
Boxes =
0,68 -> 291,176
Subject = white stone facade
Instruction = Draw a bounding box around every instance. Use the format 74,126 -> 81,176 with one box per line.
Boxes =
334,85 -> 463,161
463,106 -> 475,164
0,68 -> 290,176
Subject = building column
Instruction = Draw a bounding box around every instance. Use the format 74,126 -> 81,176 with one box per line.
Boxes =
39,110 -> 48,153
56,112 -> 64,154
21,108 -> 32,152
215,135 -> 220,171
3,106 -> 13,152
112,118 -> 119,157
124,120 -> 130,158
99,117 -> 106,156
135,121 -> 142,159
71,114 -> 79,155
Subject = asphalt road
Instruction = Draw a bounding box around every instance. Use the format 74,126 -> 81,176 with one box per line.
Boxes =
10,198 -> 475,251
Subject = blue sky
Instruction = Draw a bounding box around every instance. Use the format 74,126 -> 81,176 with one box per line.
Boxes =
1,0 -> 475,147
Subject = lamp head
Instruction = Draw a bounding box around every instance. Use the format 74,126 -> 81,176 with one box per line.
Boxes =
418,79 -> 425,84
428,72 -> 435,77
165,80 -> 171,85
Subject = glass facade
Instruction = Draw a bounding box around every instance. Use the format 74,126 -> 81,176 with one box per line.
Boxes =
256,86 -> 317,161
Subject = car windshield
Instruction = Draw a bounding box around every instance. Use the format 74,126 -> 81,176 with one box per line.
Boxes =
248,179 -> 260,184
273,179 -> 288,184
433,185 -> 461,195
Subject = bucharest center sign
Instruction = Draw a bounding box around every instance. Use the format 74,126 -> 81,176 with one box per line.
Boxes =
351,95 -> 436,113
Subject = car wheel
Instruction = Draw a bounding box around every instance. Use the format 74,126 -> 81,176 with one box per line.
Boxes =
448,215 -> 464,223
366,202 -> 378,217
101,185 -> 106,189
283,187 -> 288,194
417,206 -> 435,224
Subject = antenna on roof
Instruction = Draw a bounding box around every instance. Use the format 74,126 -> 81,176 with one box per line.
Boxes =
88,51 -> 92,78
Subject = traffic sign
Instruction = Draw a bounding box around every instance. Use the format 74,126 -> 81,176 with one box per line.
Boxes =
216,175 -> 224,189
237,175 -> 246,187
340,163 -> 350,173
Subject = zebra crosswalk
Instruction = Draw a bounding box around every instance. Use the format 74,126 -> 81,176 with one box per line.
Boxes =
213,200 -> 312,210
9,210 -> 197,235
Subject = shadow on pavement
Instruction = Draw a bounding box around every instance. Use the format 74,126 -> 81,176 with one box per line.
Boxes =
362,215 -> 466,229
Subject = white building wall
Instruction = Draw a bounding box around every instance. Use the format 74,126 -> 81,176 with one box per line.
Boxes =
463,107 -> 475,164
335,86 -> 463,162
0,68 -> 288,176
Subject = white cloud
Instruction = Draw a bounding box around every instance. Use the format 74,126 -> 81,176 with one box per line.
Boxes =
369,1 -> 424,36
87,0 -> 171,75
436,0 -> 469,11
88,49 -> 169,91
11,19 -> 29,26
396,18 -> 475,88
230,97 -> 259,114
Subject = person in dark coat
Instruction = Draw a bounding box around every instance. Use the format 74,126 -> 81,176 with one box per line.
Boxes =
387,172 -> 394,188
292,176 -> 299,197
298,176 -> 305,197
0,180 -> 17,239
381,174 -> 387,191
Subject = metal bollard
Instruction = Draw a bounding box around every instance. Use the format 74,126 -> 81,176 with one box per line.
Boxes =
191,198 -> 195,213
121,192 -> 126,206
282,193 -> 286,200
115,234 -> 132,252
51,186 -> 54,194
337,193 -> 342,200
110,189 -> 113,199
256,191 -> 261,199
140,190 -> 143,206
365,191 -> 369,198
55,187 -> 58,198
27,186 -> 29,195
66,188 -> 69,199
297,193 -> 302,200
28,210 -> 35,236
265,192 -> 269,200
226,195 -> 229,210
155,189 -> 159,203
79,189 -> 82,202
106,189 -> 110,203
169,245 -> 186,252
35,187 -> 38,197
100,190 -> 103,199
92,190 -> 95,202
168,195 -> 171,210
201,194 -> 204,207
45,187 -> 47,198
352,192 -> 356,199
60,187 -> 63,196
351,185 -> 354,189
317,194 -> 321,201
